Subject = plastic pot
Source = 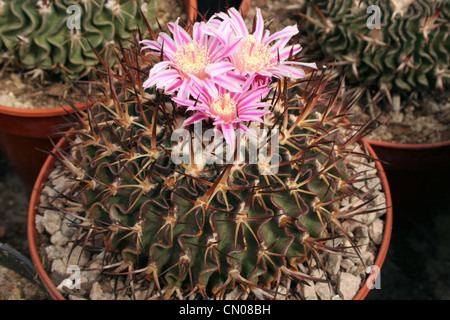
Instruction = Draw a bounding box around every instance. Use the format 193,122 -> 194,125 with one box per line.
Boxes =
0,242 -> 48,299
0,102 -> 85,194
27,134 -> 393,300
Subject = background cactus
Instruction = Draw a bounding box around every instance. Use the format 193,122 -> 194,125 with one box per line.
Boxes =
0,0 -> 158,80
44,25 -> 385,299
300,0 -> 449,107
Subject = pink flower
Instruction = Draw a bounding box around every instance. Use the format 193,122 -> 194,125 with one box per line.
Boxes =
213,7 -> 317,79
140,18 -> 241,98
172,76 -> 272,149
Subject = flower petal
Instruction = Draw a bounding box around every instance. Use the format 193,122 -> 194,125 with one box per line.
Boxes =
143,69 -> 180,89
205,61 -> 234,77
168,18 -> 193,46
212,74 -> 244,93
253,8 -> 265,41
183,112 -> 208,126
263,25 -> 299,46
269,65 -> 306,79
217,7 -> 248,38
221,123 -> 236,150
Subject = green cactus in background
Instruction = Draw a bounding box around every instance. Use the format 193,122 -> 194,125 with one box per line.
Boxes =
300,0 -> 449,105
46,31 -> 383,300
0,0 -> 158,80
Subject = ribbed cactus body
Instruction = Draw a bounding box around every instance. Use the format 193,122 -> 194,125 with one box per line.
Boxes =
56,73 -> 376,298
0,0 -> 158,79
303,0 -> 449,94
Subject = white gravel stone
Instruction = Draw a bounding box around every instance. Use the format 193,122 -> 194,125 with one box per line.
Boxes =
340,258 -> 355,271
298,281 -> 317,300
50,231 -> 70,246
35,214 -> 45,234
51,259 -> 67,276
63,245 -> 90,268
337,272 -> 361,300
369,218 -> 385,245
325,253 -> 342,275
60,216 -> 77,238
45,245 -> 65,261
42,210 -> 62,235
315,282 -> 334,300
89,282 -> 114,300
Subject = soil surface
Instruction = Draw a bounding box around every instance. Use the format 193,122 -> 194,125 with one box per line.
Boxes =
0,0 -> 449,300
0,71 -> 84,110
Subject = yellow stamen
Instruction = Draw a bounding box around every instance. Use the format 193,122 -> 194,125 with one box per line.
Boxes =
210,93 -> 237,123
234,35 -> 275,72
174,42 -> 210,78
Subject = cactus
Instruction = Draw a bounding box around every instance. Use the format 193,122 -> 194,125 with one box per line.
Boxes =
300,0 -> 449,105
48,8 -> 383,300
0,0 -> 158,80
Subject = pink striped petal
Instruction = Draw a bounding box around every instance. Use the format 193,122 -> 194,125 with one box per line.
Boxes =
165,78 -> 184,93
205,62 -> 234,77
239,102 -> 271,113
169,18 -> 192,46
221,123 -> 236,150
183,112 -> 208,126
238,86 -> 271,106
284,61 -> 318,69
143,69 -> 180,88
218,7 -> 248,38
276,44 -> 302,60
149,61 -> 171,75
157,33 -> 177,57
269,65 -> 306,79
253,8 -> 265,41
140,39 -> 161,52
263,25 -> 299,45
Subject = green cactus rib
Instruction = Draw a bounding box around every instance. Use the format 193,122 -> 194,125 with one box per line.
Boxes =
49,39 -> 382,299
0,0 -> 158,79
303,0 -> 449,94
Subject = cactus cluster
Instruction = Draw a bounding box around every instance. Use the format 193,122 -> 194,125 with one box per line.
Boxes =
0,0 -> 158,80
48,9 -> 383,300
301,0 -> 449,104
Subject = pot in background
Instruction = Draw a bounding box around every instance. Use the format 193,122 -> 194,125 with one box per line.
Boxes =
365,138 -> 450,172
0,242 -> 48,300
0,102 -> 85,194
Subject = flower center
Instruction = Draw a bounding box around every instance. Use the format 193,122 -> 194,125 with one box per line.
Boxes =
234,35 -> 275,73
211,93 -> 237,123
174,42 -> 210,78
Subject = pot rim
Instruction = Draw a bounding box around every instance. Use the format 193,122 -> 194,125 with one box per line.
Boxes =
27,134 -> 393,301
0,102 -> 86,118
364,136 -> 450,150
353,138 -> 393,300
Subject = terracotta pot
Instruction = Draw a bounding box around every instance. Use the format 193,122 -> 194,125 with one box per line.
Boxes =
183,0 -> 252,25
353,138 -> 393,300
27,134 -> 393,300
0,102 -> 85,194
364,138 -> 450,171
